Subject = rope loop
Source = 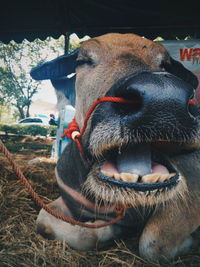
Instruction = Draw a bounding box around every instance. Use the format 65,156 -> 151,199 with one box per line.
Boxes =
62,97 -> 137,154
62,96 -> 198,155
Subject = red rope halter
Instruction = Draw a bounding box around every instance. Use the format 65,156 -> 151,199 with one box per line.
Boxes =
0,96 -> 197,228
62,96 -> 198,154
62,97 -> 138,154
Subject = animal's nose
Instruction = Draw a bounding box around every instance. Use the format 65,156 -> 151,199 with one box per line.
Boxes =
110,71 -> 195,128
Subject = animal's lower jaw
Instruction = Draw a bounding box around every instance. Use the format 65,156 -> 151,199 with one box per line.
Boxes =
83,166 -> 188,208
99,170 -> 179,192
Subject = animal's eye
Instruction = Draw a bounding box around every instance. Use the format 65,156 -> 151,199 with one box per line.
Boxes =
76,58 -> 93,68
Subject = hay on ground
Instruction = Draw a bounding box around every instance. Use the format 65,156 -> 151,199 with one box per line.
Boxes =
0,136 -> 199,267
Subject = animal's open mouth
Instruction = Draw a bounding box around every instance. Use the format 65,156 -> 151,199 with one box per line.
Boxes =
99,143 -> 179,192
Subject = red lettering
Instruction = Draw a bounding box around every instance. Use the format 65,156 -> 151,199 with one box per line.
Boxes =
180,48 -> 193,61
192,48 -> 200,57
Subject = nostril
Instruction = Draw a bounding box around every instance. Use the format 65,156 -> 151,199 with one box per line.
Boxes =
113,90 -> 143,115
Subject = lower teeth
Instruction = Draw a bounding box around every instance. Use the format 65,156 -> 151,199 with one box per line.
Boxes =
101,170 -> 175,183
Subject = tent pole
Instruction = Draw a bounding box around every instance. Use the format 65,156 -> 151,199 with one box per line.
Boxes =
64,32 -> 70,55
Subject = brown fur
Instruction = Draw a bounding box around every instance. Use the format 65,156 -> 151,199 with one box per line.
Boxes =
75,34 -> 169,131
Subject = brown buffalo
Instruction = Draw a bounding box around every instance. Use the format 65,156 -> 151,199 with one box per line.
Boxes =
30,33 -> 200,262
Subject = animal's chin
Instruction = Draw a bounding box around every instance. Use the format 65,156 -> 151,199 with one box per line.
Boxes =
96,143 -> 180,194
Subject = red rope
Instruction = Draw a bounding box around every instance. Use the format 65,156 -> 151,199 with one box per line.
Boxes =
62,97 -> 138,154
188,99 -> 198,106
0,138 -> 128,228
62,96 -> 198,154
0,96 -> 197,228
0,97 -> 135,229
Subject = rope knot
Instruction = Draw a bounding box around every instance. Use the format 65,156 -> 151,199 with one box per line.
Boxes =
61,118 -> 80,140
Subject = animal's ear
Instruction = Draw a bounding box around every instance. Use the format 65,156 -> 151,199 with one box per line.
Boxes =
30,49 -> 78,80
163,57 -> 199,89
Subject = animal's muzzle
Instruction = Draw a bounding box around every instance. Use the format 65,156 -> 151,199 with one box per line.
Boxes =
109,71 -> 196,130
89,71 -> 198,193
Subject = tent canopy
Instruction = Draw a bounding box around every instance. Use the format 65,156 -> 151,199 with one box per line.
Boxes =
0,0 -> 200,43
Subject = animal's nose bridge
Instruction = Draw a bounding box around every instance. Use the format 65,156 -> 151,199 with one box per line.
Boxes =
110,71 -> 194,126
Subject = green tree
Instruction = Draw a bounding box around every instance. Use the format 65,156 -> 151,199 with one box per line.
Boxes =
0,37 -> 65,119
0,33 -> 88,121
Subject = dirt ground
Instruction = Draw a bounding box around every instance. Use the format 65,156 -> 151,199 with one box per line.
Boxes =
0,135 -> 200,267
